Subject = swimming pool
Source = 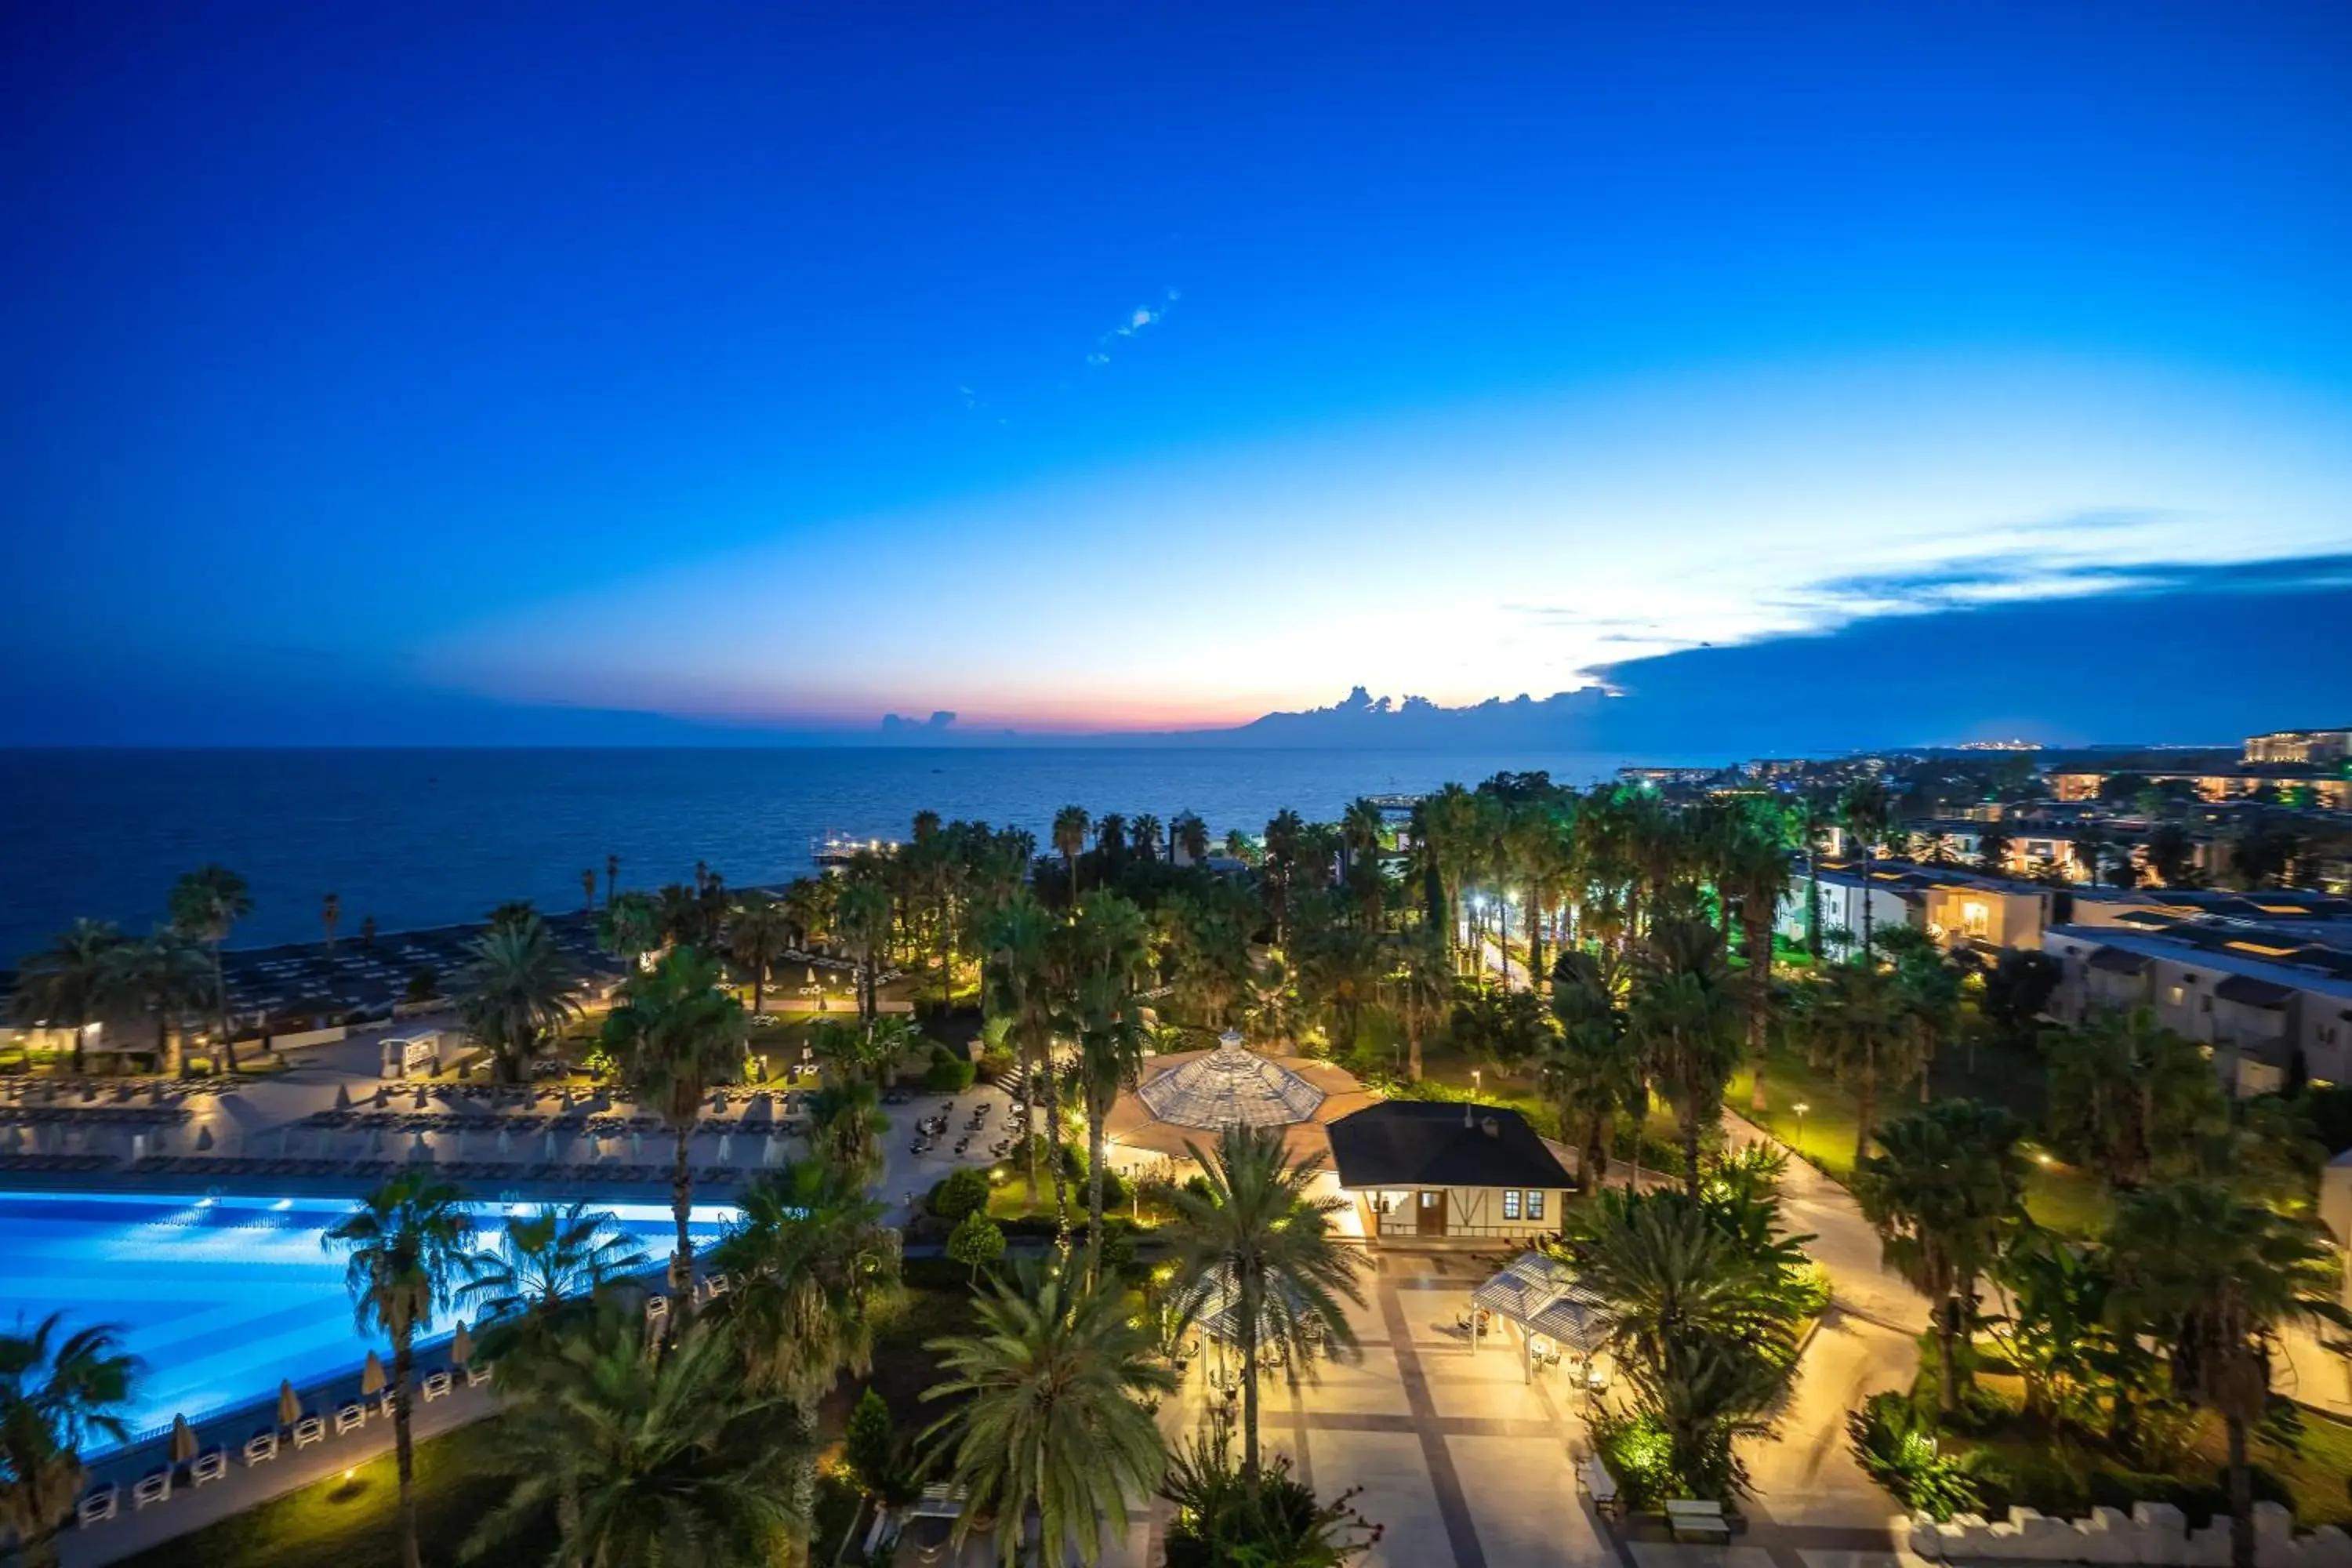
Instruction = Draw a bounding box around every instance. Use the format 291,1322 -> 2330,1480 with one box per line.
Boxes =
0,1190 -> 738,1442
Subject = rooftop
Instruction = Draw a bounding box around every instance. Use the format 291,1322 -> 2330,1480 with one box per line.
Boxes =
1327,1101 -> 1573,1192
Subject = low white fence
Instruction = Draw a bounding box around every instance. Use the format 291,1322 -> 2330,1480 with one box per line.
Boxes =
1904,1503 -> 2352,1567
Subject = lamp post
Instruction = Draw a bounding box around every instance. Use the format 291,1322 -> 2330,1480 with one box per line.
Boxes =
1472,1068 -> 1482,1101
1792,1102 -> 1809,1153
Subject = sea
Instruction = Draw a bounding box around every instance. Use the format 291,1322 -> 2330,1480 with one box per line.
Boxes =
0,746 -> 1698,961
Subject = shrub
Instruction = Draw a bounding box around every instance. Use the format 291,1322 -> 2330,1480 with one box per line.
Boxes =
1589,1409 -> 1678,1512
1848,1392 -> 1998,1520
946,1209 -> 1006,1282
927,1167 -> 992,1222
844,1388 -> 898,1501
922,1054 -> 976,1093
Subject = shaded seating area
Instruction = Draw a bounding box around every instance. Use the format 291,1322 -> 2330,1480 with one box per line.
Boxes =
1469,1251 -> 1613,1385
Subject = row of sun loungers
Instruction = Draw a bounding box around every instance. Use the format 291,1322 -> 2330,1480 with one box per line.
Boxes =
117,1153 -> 755,1183
0,1103 -> 191,1126
0,1152 -> 119,1172
77,1366 -> 493,1530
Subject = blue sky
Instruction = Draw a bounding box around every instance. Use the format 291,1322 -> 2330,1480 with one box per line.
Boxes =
3,2 -> 2348,743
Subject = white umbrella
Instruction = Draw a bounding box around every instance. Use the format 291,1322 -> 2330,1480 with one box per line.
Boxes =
453,1128 -> 467,1159
278,1128 -> 292,1157
761,1133 -> 780,1167
361,1351 -> 387,1397
496,1127 -> 513,1158
451,1321 -> 474,1369
169,1414 -> 197,1465
543,1129 -> 560,1163
630,1131 -> 644,1163
717,1133 -> 734,1167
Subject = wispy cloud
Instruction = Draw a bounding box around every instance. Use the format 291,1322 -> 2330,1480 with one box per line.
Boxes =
1087,286 -> 1181,368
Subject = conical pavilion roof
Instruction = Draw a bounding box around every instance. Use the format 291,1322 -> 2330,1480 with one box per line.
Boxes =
1137,1032 -> 1327,1130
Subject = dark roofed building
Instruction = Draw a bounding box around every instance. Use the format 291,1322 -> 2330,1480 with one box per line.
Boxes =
1328,1102 -> 1573,1243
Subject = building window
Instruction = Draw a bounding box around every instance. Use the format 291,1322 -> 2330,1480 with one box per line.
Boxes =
2169,985 -> 2185,1006
1501,1189 -> 1523,1221
1526,1189 -> 1544,1221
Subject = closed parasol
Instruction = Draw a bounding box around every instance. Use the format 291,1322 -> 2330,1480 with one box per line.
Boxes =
450,1321 -> 474,1368
361,1350 -> 387,1397
278,1380 -> 300,1428
169,1414 -> 197,1465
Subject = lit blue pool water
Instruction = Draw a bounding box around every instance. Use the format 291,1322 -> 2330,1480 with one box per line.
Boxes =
0,1190 -> 737,1443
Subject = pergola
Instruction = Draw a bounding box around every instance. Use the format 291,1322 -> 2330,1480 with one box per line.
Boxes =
1470,1251 -> 1613,1383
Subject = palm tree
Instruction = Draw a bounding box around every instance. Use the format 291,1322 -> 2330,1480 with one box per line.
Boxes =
1419,782 -> 1483,971
711,1158 -> 898,1566
1389,929 -> 1451,1082
1543,950 -> 1641,1185
1632,916 -> 1744,1195
100,927 -> 209,1076
1058,892 -> 1154,1273
1167,1124 -> 1366,1481
459,1201 -> 647,1344
832,873 -> 893,1023
1717,812 -> 1790,1110
1131,813 -> 1163,864
2044,1007 -> 2222,1192
466,1309 -> 808,1566
581,867 -> 597,913
453,914 -> 581,1084
1339,797 -> 1386,885
808,1078 -> 887,1176
597,888 -> 663,977
604,851 -> 620,906
1795,790 -> 1836,958
727,892 -> 791,1015
0,1314 -> 140,1568
1053,804 -> 1091,902
604,946 -> 744,1306
985,891 -> 1065,1214
1838,780 -> 1892,962
1853,1099 -> 2028,1416
1176,812 -> 1211,866
1807,963 -> 1918,1166
922,1261 -> 1175,1566
323,1174 -> 478,1568
2106,1181 -> 2352,1568
321,891 -> 341,954
12,919 -> 125,1075
168,864 -> 252,1071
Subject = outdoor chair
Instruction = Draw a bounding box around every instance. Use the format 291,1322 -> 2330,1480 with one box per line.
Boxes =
79,1483 -> 118,1526
465,1362 -> 492,1388
421,1370 -> 452,1402
243,1429 -> 279,1465
292,1415 -> 325,1448
191,1449 -> 227,1486
334,1403 -> 367,1436
132,1469 -> 172,1508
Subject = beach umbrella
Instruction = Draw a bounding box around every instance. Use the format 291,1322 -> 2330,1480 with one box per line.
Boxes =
762,1132 -> 780,1167
453,1128 -> 467,1159
277,1128 -> 292,1157
361,1351 -> 387,1397
496,1127 -> 513,1158
189,1123 -> 210,1152
413,1087 -> 428,1110
717,1132 -> 734,1167
334,1083 -> 352,1111
542,1129 -> 559,1163
4,1126 -> 25,1154
561,1087 -> 575,1111
375,1086 -> 389,1108
409,1131 -> 432,1162
451,1321 -> 474,1369
278,1380 -> 300,1428
630,1131 -> 644,1163
170,1414 -> 198,1465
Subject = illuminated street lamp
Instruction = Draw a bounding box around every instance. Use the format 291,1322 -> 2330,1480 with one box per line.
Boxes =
1792,1102 -> 1810,1149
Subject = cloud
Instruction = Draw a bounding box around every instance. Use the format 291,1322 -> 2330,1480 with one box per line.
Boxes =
1086,285 -> 1181,367
1785,549 -> 2352,619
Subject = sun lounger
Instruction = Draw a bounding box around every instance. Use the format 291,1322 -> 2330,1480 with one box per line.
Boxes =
644,1294 -> 670,1325
191,1449 -> 227,1486
292,1414 -> 325,1448
132,1469 -> 172,1508
334,1403 -> 367,1436
422,1370 -> 452,1401
79,1483 -> 118,1525
465,1362 -> 492,1388
244,1429 -> 280,1465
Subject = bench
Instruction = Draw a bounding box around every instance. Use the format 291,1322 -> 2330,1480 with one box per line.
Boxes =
1576,1455 -> 1621,1518
1665,1500 -> 1730,1543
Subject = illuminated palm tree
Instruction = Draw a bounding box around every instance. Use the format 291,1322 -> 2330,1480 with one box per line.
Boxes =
1838,779 -> 1892,962
832,872 -> 894,1023
1718,810 -> 1791,1111
1808,963 -> 1918,1165
459,1200 -> 646,1345
1632,916 -> 1744,1194
0,1314 -> 140,1568
100,927 -> 209,1076
605,947 -> 744,1305
1543,949 -> 1641,1185
985,891 -> 1064,1214
453,914 -> 581,1084
12,919 -> 125,1075
922,1261 -> 1174,1566
597,888 -> 662,976
727,891 -> 792,1015
1167,1124 -> 1365,1480
324,1174 -> 478,1568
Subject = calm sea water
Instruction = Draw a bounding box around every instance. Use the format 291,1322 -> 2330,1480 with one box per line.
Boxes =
0,746 -> 1692,960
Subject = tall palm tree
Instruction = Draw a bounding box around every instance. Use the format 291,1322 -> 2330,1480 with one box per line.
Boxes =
726,891 -> 792,1016
2044,1007 -> 2223,1192
1058,892 -> 1154,1273
831,873 -> 894,1024
453,914 -> 581,1084
321,891 -> 341,954
922,1261 -> 1175,1567
168,864 -> 252,1071
323,1174 -> 478,1568
581,867 -> 598,913
1795,790 -> 1836,958
1718,811 -> 1791,1111
1167,1124 -> 1366,1481
466,1310 -> 808,1567
604,851 -> 620,906
1131,812 -> 1163,864
2106,1181 -> 2352,1568
12,918 -> 125,1075
1419,783 -> 1483,971
1339,797 -> 1386,885
985,891 -> 1065,1214
100,927 -> 209,1076
1176,811 -> 1211,866
1838,779 -> 1892,963
459,1201 -> 647,1342
1389,928 -> 1451,1082
1853,1099 -> 2028,1416
807,1079 -> 887,1176
1542,949 -> 1642,1185
0,1314 -> 140,1568
1808,963 -> 1918,1165
597,888 -> 663,977
1053,804 -> 1091,903
1632,916 -> 1744,1195
604,946 -> 744,1306
712,1158 -> 898,1567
